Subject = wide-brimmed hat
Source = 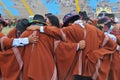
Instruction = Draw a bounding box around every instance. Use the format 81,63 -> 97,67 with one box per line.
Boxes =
30,14 -> 47,25
62,13 -> 80,27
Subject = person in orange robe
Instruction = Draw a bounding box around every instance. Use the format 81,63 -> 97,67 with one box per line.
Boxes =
43,14 -> 86,80
27,13 -> 117,80
98,16 -> 120,80
0,20 -> 38,80
15,14 -> 85,80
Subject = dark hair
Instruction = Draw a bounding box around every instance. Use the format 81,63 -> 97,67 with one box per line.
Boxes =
47,15 -> 60,28
16,18 -> 29,33
105,22 -> 112,28
62,13 -> 80,27
97,12 -> 107,19
97,17 -> 112,28
79,11 -> 90,21
105,13 -> 115,19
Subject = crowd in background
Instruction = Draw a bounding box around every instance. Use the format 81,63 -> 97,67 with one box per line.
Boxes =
0,10 -> 120,80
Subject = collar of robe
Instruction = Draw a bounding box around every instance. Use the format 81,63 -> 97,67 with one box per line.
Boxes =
73,20 -> 85,29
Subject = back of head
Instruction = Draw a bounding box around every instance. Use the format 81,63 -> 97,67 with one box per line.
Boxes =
16,18 -> 29,33
98,17 -> 112,28
79,11 -> 89,21
97,12 -> 108,19
105,13 -> 114,19
105,13 -> 116,23
47,15 -> 60,28
62,13 -> 80,27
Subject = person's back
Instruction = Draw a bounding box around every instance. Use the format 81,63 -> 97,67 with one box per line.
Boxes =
27,12 -> 117,79
32,22 -> 116,80
18,14 -> 57,80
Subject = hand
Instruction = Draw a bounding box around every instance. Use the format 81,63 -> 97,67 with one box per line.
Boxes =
28,35 -> 39,43
27,25 -> 40,30
79,40 -> 86,50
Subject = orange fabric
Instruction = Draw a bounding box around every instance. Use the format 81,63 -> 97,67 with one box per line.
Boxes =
90,19 -> 98,27
20,30 -> 56,80
108,29 -> 120,80
0,31 -> 21,80
54,41 -> 78,80
44,23 -> 116,80
7,28 -> 17,38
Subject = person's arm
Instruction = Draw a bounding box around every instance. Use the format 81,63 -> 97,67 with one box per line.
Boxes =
1,35 -> 38,50
105,32 -> 117,42
87,32 -> 117,64
12,34 -> 38,47
27,25 -> 68,40
12,37 -> 29,47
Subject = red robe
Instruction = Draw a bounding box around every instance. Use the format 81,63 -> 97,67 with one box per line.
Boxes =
7,28 -> 18,38
20,29 -> 79,80
0,32 -> 16,80
2,27 -> 25,80
108,29 -> 120,80
43,23 -> 116,80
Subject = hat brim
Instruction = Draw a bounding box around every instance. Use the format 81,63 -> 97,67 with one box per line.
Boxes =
30,20 -> 47,25
62,15 -> 80,27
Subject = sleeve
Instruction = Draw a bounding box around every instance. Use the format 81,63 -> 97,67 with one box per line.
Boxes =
87,30 -> 117,64
105,33 -> 117,42
116,35 -> 120,45
1,37 -> 14,49
54,41 -> 78,79
40,26 -> 70,40
12,38 -> 29,47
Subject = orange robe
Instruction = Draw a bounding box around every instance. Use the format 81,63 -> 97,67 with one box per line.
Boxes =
7,28 -> 18,38
0,32 -> 13,49
0,32 -> 16,80
19,29 -> 79,80
108,29 -> 120,80
43,23 -> 116,80
1,27 -> 24,80
90,19 -> 98,27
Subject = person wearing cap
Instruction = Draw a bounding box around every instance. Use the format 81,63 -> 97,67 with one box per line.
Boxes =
62,13 -> 80,27
19,14 -> 57,80
98,17 -> 120,80
44,14 -> 86,80
27,13 -> 117,80
0,18 -> 38,48
79,11 -> 98,27
105,13 -> 120,34
0,18 -> 39,79
0,18 -> 39,80
18,14 -> 86,80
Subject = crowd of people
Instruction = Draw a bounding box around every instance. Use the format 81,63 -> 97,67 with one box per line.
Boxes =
0,14 -> 18,28
0,10 -> 120,80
